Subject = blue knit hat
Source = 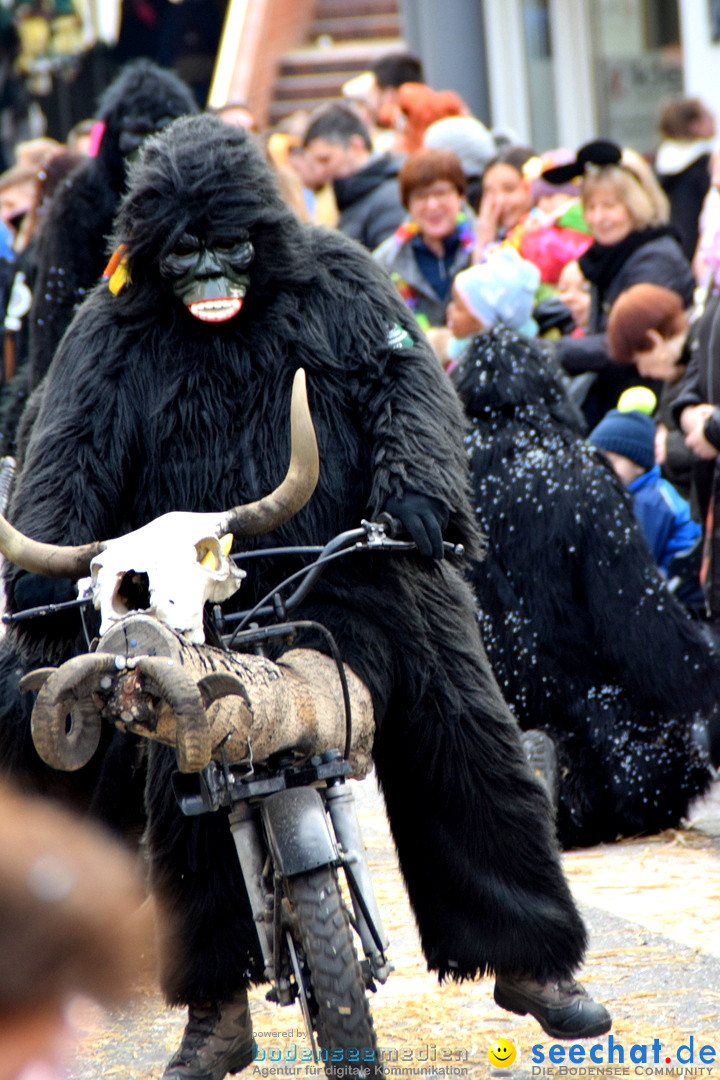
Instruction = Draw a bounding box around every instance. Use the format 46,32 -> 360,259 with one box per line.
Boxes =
588,408 -> 656,471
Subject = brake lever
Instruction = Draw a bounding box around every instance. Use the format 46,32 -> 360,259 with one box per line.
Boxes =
362,516 -> 413,549
374,511 -> 402,537
366,516 -> 464,557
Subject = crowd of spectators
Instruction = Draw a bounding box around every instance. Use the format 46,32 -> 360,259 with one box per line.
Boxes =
251,64 -> 720,637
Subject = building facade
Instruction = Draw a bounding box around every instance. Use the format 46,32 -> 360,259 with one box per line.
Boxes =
402,0 -> 718,157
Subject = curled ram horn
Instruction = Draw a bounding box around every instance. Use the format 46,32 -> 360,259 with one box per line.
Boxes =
30,654 -> 120,770
31,650 -> 213,773
0,368 -> 319,578
19,667 -> 57,694
132,656 -> 211,773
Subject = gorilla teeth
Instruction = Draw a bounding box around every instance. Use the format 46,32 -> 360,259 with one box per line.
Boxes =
187,298 -> 243,322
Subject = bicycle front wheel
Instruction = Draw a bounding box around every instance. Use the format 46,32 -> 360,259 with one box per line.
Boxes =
285,864 -> 384,1079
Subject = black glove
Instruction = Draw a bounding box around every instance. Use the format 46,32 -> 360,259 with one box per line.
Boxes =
382,491 -> 450,559
532,296 -> 576,336
12,572 -> 76,613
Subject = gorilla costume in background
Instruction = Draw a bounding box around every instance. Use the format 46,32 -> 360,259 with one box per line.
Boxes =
27,58 -> 197,392
452,327 -> 718,849
0,117 -> 607,1074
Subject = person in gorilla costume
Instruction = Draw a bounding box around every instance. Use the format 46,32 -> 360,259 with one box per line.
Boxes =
26,58 -> 197,392
451,326 -> 719,850
0,117 -> 610,1078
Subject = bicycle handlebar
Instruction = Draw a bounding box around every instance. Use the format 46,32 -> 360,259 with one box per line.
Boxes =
3,520 -> 464,632
224,519 -> 463,634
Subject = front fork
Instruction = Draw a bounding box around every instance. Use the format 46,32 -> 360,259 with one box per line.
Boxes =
227,802 -> 284,992
228,777 -> 391,999
325,779 -> 392,983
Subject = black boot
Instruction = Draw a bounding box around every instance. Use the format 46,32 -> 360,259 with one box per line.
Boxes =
521,729 -> 560,812
494,974 -> 612,1039
162,991 -> 256,1080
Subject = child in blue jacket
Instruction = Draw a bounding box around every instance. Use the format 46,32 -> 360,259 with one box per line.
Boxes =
589,391 -> 705,612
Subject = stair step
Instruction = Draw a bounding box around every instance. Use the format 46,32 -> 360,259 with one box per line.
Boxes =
280,39 -> 404,74
311,15 -> 401,41
275,71 -> 365,97
277,56 -> 381,78
278,58 -> 378,77
314,0 -> 398,16
267,2 -> 404,129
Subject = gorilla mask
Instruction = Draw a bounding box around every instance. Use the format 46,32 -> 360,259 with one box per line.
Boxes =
159,234 -> 254,322
117,112 -> 179,162
95,60 -> 198,183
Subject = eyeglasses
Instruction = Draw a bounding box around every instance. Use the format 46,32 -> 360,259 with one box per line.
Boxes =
409,182 -> 459,205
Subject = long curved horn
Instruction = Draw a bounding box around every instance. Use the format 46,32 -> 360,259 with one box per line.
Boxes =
219,367 -> 319,537
0,368 -> 318,575
0,515 -> 104,578
30,653 -> 116,770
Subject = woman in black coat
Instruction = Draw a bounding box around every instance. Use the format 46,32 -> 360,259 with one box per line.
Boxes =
546,140 -> 695,428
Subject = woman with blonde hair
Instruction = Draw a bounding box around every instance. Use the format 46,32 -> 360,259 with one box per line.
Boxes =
586,144 -> 671,228
543,139 -> 694,426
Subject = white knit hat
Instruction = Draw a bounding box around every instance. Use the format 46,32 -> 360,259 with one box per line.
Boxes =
423,116 -> 496,177
454,249 -> 540,334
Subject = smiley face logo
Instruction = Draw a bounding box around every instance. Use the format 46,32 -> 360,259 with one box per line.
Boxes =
488,1039 -> 517,1068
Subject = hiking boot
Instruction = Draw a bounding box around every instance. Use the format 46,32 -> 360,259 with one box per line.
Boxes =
162,991 -> 256,1080
494,974 -> 612,1039
521,729 -> 559,811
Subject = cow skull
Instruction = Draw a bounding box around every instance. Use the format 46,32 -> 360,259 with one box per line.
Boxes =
87,513 -> 246,643
0,369 -> 318,638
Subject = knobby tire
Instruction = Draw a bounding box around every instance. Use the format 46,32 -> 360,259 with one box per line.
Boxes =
285,865 -> 384,1079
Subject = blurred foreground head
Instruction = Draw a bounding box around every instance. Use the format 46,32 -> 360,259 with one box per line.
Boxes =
0,782 -> 153,1079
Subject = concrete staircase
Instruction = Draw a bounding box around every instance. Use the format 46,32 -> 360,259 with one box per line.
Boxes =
269,0 -> 404,127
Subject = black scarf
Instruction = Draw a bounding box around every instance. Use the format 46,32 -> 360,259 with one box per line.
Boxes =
579,226 -> 674,291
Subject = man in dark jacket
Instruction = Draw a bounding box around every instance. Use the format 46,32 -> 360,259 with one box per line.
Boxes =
655,97 -> 715,261
303,103 -> 406,250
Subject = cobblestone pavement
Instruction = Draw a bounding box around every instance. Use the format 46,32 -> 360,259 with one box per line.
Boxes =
66,775 -> 720,1080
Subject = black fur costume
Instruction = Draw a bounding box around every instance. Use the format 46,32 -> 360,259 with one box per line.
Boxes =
27,59 -> 197,391
452,327 -> 718,849
0,117 -> 587,1004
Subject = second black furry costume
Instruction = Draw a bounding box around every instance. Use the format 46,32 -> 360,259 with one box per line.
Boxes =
27,58 -> 197,390
453,327 -> 718,849
0,117 -> 587,1003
